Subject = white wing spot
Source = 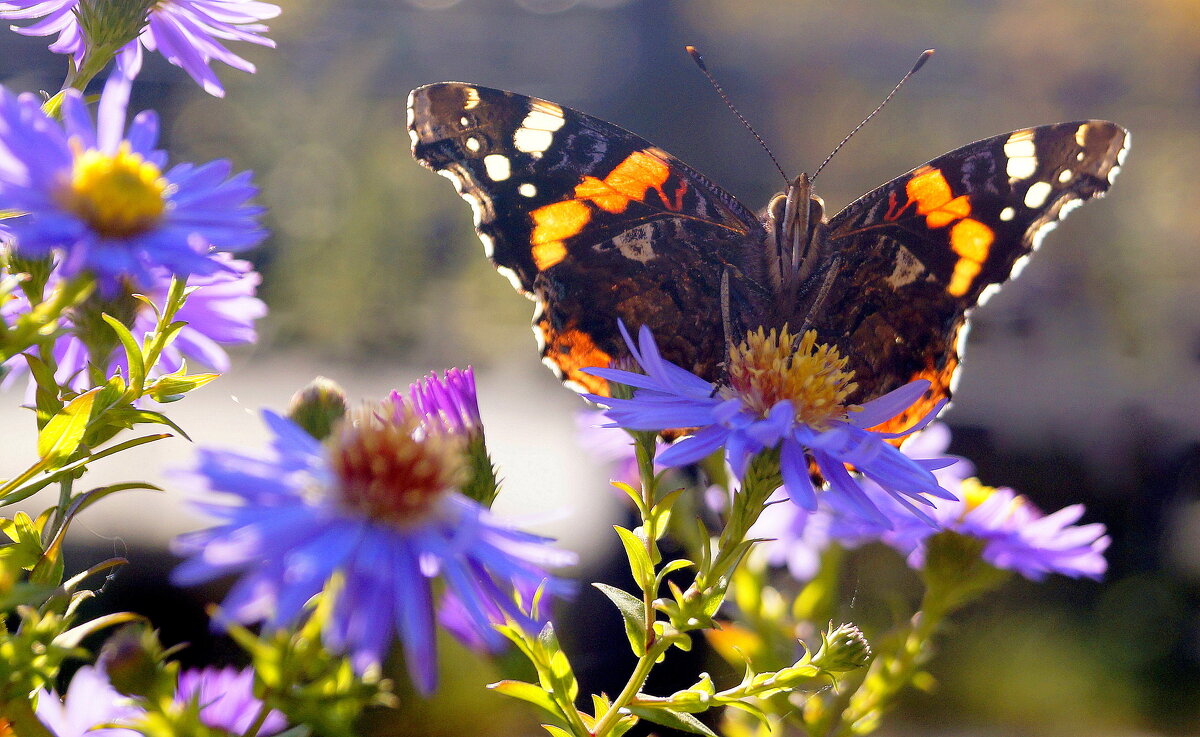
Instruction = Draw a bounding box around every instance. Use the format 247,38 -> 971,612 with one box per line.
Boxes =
518,182 -> 538,197
437,168 -> 488,226
1077,151 -> 1086,161
1075,123 -> 1090,147
483,154 -> 511,181
465,136 -> 481,152
1030,219 -> 1058,252
1004,129 -> 1038,180
463,87 -> 480,110
460,115 -> 470,127
1024,180 -> 1053,209
1059,199 -> 1083,218
1058,169 -> 1073,183
514,101 -> 565,154
496,264 -> 525,294
1107,164 -> 1122,185
1000,206 -> 1015,221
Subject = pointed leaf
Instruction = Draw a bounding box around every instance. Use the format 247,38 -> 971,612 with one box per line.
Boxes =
614,525 -> 655,590
594,582 -> 647,656
37,388 -> 97,465
102,314 -> 145,392
626,707 -> 718,737
488,680 -> 565,721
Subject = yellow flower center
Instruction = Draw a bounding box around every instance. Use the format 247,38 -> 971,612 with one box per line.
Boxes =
724,326 -> 859,429
958,477 -> 1025,521
60,140 -> 168,238
329,405 -> 467,526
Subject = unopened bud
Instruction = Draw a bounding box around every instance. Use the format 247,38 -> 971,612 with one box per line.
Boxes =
812,623 -> 871,673
287,376 -> 348,440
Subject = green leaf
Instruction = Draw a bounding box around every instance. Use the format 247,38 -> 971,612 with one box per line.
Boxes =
540,725 -> 572,737
37,388 -> 98,465
101,313 -> 145,392
593,582 -> 647,656
614,525 -> 655,591
488,680 -> 565,721
626,707 -> 718,737
99,407 -> 191,441
648,487 -> 686,539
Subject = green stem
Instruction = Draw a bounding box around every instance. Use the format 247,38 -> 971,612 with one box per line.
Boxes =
591,431 -> 664,737
591,638 -> 673,737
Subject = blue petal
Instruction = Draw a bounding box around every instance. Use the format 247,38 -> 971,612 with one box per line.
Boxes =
780,438 -> 817,511
848,380 -> 931,429
657,424 -> 730,467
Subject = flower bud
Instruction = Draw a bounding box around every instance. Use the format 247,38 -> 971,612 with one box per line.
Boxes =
812,623 -> 872,673
287,376 -> 348,441
97,624 -> 166,698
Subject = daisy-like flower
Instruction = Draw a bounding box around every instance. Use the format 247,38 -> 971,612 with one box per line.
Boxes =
585,323 -> 956,526
753,424 -> 1109,582
171,406 -> 577,694
0,75 -> 265,293
35,666 -> 143,737
176,666 -> 286,735
2,253 -> 265,393
0,0 -> 281,97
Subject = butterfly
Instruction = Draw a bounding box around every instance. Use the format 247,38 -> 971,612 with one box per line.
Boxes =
407,80 -> 1126,433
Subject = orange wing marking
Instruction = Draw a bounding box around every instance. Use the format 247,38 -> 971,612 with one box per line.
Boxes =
529,200 -> 590,270
573,150 -> 674,214
899,166 -> 994,297
538,320 -> 613,394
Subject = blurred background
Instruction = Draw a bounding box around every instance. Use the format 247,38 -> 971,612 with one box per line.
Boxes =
2,0 -> 1200,734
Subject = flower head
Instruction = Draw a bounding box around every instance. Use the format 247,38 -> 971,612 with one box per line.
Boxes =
753,424 -> 1109,582
585,323 -> 956,526
176,666 -> 286,735
0,76 -> 265,292
171,405 -> 577,694
35,666 -> 143,737
404,366 -> 482,438
0,0 -> 281,97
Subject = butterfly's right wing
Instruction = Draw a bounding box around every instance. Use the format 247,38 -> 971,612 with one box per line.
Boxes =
409,82 -> 771,393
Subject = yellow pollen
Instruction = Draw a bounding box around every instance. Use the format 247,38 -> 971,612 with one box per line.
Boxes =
724,326 -> 859,429
958,477 -> 1025,521
60,140 -> 168,238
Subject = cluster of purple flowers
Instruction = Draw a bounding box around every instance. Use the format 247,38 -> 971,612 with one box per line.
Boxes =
35,664 -> 286,737
750,423 -> 1110,582
172,370 -> 577,694
0,0 -> 280,97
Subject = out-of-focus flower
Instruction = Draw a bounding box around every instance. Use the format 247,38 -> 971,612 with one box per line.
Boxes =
176,666 -> 286,735
585,323 -> 956,525
0,75 -> 265,292
574,409 -> 667,490
0,0 -> 281,97
35,666 -> 143,737
1,253 -> 265,393
753,424 -> 1110,582
171,407 -> 577,694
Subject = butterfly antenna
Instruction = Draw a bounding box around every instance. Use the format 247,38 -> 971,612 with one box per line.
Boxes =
811,48 -> 935,182
687,45 -> 789,186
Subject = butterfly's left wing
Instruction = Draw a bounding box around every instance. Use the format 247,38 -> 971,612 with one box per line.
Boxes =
811,120 -> 1128,431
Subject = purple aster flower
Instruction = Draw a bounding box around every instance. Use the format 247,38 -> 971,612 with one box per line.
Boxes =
35,666 -> 143,737
0,0 -> 281,97
1,253 -> 265,394
171,406 -> 577,695
0,74 -> 265,293
176,666 -> 286,736
754,424 -> 1110,582
585,323 -> 957,526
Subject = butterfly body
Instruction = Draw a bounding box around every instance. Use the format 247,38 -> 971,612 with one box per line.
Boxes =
407,81 -> 1127,424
